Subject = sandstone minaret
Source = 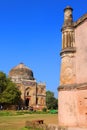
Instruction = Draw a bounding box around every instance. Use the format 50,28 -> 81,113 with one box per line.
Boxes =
58,6 -> 87,127
60,6 -> 76,85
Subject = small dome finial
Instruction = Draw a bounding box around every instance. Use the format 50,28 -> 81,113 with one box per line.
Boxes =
20,62 -> 24,65
64,6 -> 73,12
63,6 -> 73,26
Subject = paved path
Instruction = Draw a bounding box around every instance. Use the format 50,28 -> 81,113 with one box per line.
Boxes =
48,124 -> 87,130
68,128 -> 87,130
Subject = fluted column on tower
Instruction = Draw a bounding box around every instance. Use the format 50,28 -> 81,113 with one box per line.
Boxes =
60,6 -> 76,85
61,6 -> 75,51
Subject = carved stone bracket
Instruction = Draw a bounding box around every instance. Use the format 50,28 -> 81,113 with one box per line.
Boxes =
58,82 -> 87,91
60,47 -> 76,56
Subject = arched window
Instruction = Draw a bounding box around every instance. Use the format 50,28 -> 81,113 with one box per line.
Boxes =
27,91 -> 29,96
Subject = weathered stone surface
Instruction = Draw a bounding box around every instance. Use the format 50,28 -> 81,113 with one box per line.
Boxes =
75,19 -> 87,84
58,89 -> 87,127
60,53 -> 76,85
58,6 -> 87,128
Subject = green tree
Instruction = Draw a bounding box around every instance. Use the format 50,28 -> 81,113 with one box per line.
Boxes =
0,72 -> 7,93
46,91 -> 58,109
0,71 -> 21,105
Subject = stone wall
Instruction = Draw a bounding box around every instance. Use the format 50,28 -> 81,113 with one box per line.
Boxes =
75,20 -> 87,84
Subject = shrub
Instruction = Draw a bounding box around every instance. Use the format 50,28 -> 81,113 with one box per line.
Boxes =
42,107 -> 47,112
49,109 -> 58,114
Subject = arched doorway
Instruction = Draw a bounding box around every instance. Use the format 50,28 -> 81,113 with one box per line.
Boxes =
25,98 -> 29,107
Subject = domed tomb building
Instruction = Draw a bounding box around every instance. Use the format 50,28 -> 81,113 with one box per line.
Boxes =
9,63 -> 46,110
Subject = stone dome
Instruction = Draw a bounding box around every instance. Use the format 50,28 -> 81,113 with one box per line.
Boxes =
9,63 -> 34,82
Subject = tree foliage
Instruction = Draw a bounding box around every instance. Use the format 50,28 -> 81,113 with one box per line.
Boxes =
46,90 -> 58,109
0,72 -> 7,93
0,71 -> 21,105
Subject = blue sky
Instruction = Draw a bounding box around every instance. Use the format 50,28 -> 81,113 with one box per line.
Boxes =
0,0 -> 87,97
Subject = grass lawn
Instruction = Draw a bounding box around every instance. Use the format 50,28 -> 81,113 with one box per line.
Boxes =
0,111 -> 58,130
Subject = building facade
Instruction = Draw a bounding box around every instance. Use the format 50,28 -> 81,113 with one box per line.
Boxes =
9,63 -> 46,110
58,6 -> 87,127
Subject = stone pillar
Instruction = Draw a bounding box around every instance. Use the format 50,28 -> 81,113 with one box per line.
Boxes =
58,6 -> 77,127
